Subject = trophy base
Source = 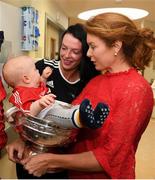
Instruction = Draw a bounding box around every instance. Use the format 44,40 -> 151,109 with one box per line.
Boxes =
23,142 -> 65,173
25,141 -> 66,154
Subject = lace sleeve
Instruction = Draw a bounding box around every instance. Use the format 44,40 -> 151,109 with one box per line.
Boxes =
93,83 -> 153,178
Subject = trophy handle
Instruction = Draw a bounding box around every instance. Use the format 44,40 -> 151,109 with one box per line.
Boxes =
4,106 -> 27,133
5,106 -> 21,119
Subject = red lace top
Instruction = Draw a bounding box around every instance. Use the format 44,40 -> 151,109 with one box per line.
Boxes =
0,77 -> 7,150
69,68 -> 153,179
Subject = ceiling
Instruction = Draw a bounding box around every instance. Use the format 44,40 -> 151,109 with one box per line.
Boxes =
53,0 -> 155,24
1,0 -> 155,26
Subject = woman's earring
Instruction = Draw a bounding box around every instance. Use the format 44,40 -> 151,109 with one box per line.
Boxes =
114,52 -> 117,56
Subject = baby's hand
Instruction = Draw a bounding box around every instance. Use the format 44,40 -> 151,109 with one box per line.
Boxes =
41,66 -> 53,82
39,94 -> 56,108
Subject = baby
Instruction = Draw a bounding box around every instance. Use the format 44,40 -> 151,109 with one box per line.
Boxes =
2,56 -> 109,129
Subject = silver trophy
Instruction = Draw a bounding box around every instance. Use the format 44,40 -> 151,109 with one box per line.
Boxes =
4,101 -> 76,159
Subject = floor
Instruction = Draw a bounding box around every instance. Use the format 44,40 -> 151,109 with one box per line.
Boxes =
0,119 -> 155,179
135,118 -> 155,179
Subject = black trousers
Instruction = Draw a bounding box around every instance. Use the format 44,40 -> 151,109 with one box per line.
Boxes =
16,163 -> 68,179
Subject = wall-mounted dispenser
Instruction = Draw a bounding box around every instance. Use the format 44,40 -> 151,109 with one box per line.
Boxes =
21,6 -> 40,51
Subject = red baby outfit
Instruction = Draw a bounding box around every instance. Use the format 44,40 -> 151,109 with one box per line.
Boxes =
0,77 -> 7,150
69,68 -> 153,179
9,82 -> 48,111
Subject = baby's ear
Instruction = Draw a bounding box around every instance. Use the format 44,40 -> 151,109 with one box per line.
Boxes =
22,75 -> 30,84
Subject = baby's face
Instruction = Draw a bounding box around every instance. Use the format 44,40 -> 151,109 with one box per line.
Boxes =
28,64 -> 41,87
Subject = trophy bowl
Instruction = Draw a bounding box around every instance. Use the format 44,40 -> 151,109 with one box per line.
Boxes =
4,102 -> 74,155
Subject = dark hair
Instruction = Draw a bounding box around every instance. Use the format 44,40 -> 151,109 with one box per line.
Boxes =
0,31 -> 4,51
61,23 -> 99,84
35,59 -> 46,75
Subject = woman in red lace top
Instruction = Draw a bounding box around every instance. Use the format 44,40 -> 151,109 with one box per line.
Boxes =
22,12 -> 155,179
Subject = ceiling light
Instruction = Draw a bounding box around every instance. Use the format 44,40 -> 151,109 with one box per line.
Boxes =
78,8 -> 149,20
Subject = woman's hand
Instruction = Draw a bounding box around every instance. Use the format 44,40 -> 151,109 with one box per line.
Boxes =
20,151 -> 103,177
21,153 -> 59,177
6,138 -> 25,163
